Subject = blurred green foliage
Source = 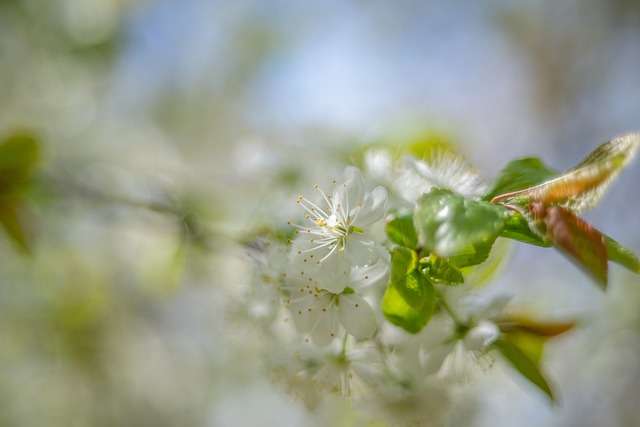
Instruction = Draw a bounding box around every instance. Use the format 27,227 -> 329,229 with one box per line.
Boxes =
0,133 -> 40,251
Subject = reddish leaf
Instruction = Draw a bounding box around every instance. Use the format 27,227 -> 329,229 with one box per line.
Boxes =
496,316 -> 575,337
492,132 -> 640,214
527,202 -> 608,288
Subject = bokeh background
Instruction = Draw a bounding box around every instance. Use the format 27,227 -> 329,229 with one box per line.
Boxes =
1,0 -> 640,426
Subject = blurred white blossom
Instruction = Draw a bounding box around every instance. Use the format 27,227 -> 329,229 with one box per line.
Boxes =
396,150 -> 487,203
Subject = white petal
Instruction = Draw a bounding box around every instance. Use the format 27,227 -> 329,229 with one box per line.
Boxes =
316,251 -> 351,293
463,320 -> 499,350
420,343 -> 454,377
332,166 -> 365,216
288,293 -> 320,333
364,149 -> 393,182
352,186 -> 387,227
344,233 -> 378,266
309,299 -> 340,346
436,340 -> 470,382
394,157 -> 436,204
349,251 -> 390,290
289,292 -> 340,346
338,294 -> 377,339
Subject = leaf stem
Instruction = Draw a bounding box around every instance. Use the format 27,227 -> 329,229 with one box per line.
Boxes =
434,288 -> 464,328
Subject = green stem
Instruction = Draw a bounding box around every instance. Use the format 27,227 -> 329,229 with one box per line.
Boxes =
434,288 -> 464,328
340,332 -> 349,357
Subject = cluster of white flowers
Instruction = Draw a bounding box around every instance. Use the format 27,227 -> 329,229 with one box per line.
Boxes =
240,150 -> 510,426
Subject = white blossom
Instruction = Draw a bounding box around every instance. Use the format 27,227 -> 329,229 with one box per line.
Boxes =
395,149 -> 487,203
288,166 -> 387,278
312,342 -> 386,397
419,293 -> 509,382
283,257 -> 388,346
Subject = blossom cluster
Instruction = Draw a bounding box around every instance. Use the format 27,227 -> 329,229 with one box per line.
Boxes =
238,148 -> 515,426
237,131 -> 640,424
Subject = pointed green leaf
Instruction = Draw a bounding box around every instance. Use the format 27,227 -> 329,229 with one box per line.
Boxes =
504,332 -> 546,365
0,197 -> 31,252
483,157 -> 557,201
415,188 -> 510,257
386,212 -> 418,249
498,316 -> 575,365
492,339 -> 555,402
421,254 -> 464,285
492,132 -> 640,214
527,202 -> 608,288
382,247 -> 436,333
604,235 -> 640,273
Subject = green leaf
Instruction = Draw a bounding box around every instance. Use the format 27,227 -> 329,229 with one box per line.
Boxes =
497,316 -> 575,364
492,339 -> 555,402
0,134 -> 40,253
382,247 -> 436,333
0,133 -> 40,189
527,202 -> 608,288
0,197 -> 31,252
483,157 -> 557,201
388,247 -> 418,285
604,235 -> 640,273
421,254 -> 464,285
386,212 -> 418,249
414,188 -> 510,257
492,132 -> 640,214
501,211 -> 551,247
448,238 -> 496,268
504,332 -> 546,365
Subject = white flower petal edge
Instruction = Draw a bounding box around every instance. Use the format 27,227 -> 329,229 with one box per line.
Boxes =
338,293 -> 377,340
344,232 -> 379,266
332,166 -> 365,213
352,186 -> 387,227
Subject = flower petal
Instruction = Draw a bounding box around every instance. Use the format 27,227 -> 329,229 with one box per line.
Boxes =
316,251 -> 351,293
463,320 -> 499,350
289,292 -> 340,346
309,299 -> 340,346
338,294 -> 377,340
344,232 -> 379,266
332,166 -> 365,217
352,186 -> 387,227
349,251 -> 390,290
